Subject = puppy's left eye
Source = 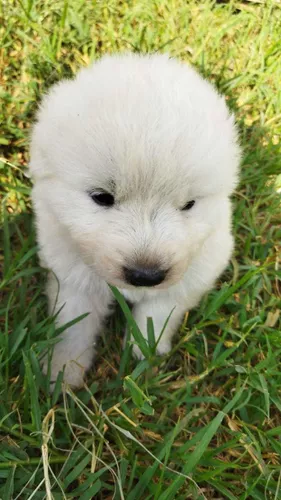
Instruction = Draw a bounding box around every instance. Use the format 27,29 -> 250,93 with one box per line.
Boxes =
182,200 -> 195,211
90,191 -> 115,207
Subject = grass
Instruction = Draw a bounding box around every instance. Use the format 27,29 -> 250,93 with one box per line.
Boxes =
1,0 -> 281,498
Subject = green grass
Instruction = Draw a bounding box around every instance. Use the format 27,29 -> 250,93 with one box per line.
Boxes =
1,0 -> 281,498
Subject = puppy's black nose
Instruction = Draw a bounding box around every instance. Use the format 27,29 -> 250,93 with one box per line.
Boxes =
123,266 -> 167,287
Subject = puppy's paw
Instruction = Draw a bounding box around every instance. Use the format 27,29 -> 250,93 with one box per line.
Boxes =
132,344 -> 145,360
124,329 -> 146,360
156,339 -> 171,356
42,348 -> 94,391
43,360 -> 85,390
132,340 -> 171,360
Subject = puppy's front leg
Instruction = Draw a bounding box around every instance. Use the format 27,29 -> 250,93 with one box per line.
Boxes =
131,296 -> 186,359
43,274 -> 111,388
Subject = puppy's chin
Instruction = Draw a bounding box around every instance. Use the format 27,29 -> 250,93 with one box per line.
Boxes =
108,279 -> 173,291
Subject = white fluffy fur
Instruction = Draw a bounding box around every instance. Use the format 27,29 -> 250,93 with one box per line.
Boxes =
30,53 -> 240,388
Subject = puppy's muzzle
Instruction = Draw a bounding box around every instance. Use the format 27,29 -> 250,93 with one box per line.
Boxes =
123,266 -> 167,287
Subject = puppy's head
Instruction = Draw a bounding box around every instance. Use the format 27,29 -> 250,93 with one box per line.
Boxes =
30,54 -> 240,289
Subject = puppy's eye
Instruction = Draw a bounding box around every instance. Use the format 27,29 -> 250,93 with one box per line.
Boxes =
90,191 -> 115,207
182,200 -> 195,211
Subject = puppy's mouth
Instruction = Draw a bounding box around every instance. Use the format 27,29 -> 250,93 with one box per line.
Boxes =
109,278 -> 172,291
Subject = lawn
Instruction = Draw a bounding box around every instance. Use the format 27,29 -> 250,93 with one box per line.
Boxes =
1,0 -> 281,498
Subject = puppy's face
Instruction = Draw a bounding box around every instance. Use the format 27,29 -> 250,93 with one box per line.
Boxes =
77,188 -> 230,289
31,55 -> 240,289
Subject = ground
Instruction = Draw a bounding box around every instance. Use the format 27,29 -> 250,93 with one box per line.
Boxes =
1,0 -> 281,498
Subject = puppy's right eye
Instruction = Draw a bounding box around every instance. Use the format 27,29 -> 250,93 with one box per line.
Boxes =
90,191 -> 115,207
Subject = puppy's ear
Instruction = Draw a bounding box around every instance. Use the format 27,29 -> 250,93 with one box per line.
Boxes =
29,120 -> 47,180
29,79 -> 70,181
227,113 -> 242,190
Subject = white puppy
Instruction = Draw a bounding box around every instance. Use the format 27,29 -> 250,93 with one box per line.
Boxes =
30,53 -> 240,388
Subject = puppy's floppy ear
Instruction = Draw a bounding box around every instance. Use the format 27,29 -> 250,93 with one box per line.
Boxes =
29,124 -> 45,180
227,112 -> 242,190
29,78 -> 72,181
